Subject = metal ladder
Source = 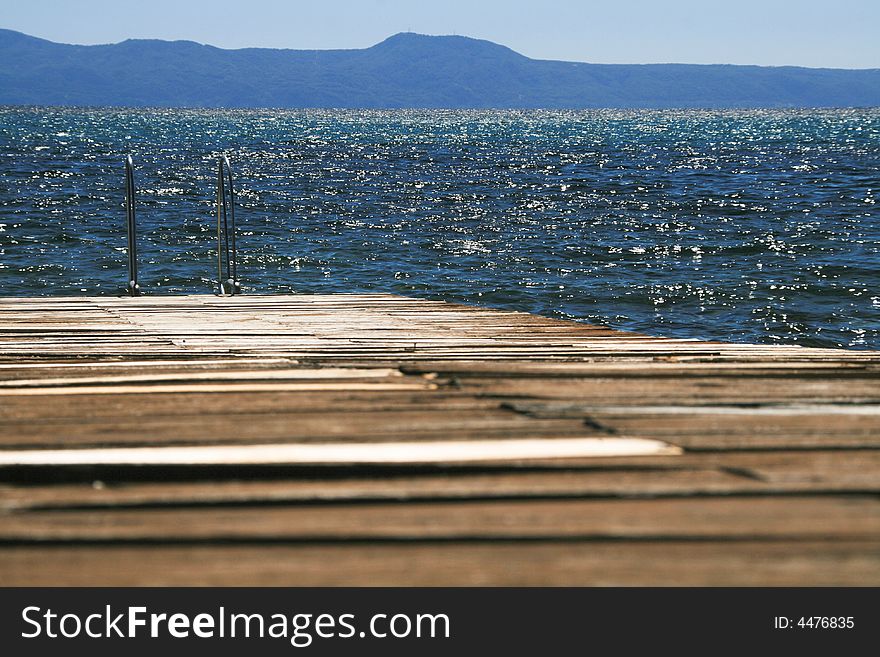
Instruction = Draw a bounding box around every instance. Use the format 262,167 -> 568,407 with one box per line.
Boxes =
123,155 -> 240,296
216,155 -> 240,296
124,155 -> 139,296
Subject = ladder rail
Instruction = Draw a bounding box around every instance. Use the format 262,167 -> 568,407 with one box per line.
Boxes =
216,155 -> 240,295
122,154 -> 241,297
224,154 -> 238,287
124,155 -> 139,296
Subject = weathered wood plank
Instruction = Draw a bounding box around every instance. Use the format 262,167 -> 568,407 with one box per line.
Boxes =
0,469 -> 766,509
0,381 -> 436,396
0,411 -> 593,448
0,368 -> 402,387
3,449 -> 878,509
2,496 -> 876,542
462,377 -> 880,403
0,437 -> 680,468
3,293 -> 879,586
504,401 -> 880,449
0,391 -> 498,424
1,541 -> 877,586
401,360 -> 880,377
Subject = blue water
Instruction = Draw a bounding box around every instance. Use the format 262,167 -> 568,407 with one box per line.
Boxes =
1,107 -> 878,349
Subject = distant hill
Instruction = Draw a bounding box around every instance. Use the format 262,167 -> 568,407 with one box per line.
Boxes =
1,29 -> 878,109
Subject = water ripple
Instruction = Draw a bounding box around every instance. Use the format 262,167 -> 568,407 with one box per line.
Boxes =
0,107 -> 878,348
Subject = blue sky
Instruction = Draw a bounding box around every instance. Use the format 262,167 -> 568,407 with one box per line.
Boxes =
2,0 -> 878,68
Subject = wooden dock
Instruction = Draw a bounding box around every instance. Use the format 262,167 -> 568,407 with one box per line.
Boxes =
1,294 -> 879,585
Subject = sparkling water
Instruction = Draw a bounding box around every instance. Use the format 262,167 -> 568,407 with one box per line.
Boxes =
1,107 -> 878,348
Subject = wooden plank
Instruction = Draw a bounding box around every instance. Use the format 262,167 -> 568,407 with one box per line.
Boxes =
0,358 -> 298,375
1,541 -> 877,586
461,377 -> 880,403
0,469 -> 762,509
504,401 -> 880,449
0,411 -> 592,448
0,437 -> 681,467
506,401 -> 880,417
3,410 -> 878,451
0,391 -> 499,423
401,360 -> 878,377
3,450 -> 878,510
0,368 -> 402,387
1,496 -> 876,542
0,381 -> 436,396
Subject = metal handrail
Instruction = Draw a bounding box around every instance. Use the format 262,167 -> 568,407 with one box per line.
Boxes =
216,155 -> 240,295
122,155 -> 241,296
124,155 -> 140,296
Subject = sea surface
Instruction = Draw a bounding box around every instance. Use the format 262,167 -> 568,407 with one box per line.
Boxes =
1,107 -> 878,349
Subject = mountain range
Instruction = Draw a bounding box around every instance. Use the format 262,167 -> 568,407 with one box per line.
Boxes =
1,28 -> 878,109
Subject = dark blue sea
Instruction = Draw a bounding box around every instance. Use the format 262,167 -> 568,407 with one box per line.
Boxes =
1,107 -> 878,349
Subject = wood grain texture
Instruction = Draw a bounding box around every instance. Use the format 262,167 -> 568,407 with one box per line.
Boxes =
3,451 -> 878,511
2,496 -> 876,541
1,542 -> 877,586
1,293 -> 878,586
